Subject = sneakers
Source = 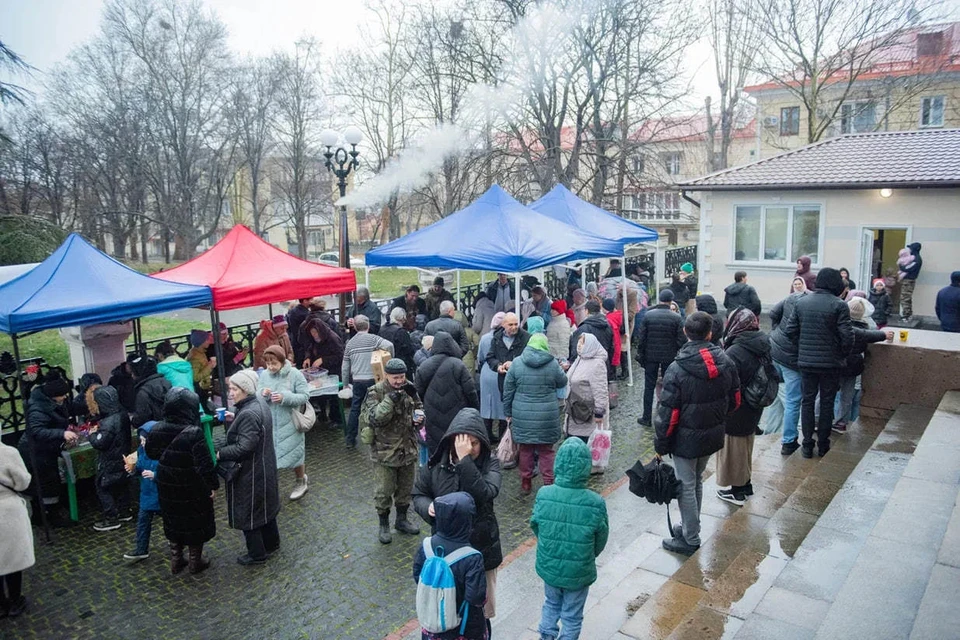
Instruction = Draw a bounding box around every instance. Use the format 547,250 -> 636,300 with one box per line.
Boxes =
743,481 -> 754,497
93,518 -> 121,532
236,554 -> 266,566
662,536 -> 699,556
290,475 -> 309,501
502,460 -> 518,470
781,440 -> 800,456
5,596 -> 27,618
118,511 -> 135,523
831,421 -> 847,434
123,550 -> 149,563
801,442 -> 814,459
717,488 -> 746,506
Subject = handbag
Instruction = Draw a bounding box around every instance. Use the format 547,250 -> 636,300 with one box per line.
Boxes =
292,401 -> 317,433
217,460 -> 241,482
497,426 -> 519,465
565,390 -> 595,423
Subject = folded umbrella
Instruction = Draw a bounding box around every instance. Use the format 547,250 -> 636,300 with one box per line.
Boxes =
626,457 -> 684,534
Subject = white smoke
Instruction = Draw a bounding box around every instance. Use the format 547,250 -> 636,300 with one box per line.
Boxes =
337,0 -> 602,208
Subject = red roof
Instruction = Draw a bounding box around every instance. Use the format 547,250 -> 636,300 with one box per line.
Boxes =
631,115 -> 756,143
152,225 -> 356,310
746,22 -> 960,93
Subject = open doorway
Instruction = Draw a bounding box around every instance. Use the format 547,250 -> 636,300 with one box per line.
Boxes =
859,226 -> 909,304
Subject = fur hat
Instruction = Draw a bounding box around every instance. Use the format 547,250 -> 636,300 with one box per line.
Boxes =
847,297 -> 867,320
659,289 -> 675,303
433,276 -> 445,287
189,329 -> 209,348
602,298 -> 616,312
815,267 -> 845,297
42,374 -> 71,398
263,345 -> 287,363
384,358 -> 407,374
229,369 -> 259,395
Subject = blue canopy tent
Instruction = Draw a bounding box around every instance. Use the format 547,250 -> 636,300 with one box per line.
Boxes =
530,185 -> 661,387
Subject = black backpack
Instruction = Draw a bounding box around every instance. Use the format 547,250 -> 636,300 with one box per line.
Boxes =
742,353 -> 781,409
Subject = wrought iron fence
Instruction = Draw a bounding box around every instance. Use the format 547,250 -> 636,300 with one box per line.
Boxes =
0,358 -> 71,439
664,245 -> 697,278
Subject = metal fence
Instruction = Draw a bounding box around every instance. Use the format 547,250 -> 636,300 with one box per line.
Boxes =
664,245 -> 697,278
0,358 -> 70,440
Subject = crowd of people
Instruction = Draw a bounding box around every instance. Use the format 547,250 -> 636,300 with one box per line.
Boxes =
3,254 -> 958,638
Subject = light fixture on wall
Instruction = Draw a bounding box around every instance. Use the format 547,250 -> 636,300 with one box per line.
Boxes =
879,188 -> 893,198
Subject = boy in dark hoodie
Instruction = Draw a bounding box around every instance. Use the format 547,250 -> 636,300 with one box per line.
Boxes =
413,492 -> 487,640
89,386 -> 133,532
694,295 -> 725,346
123,420 -> 161,562
899,242 -> 923,323
656,312 -> 740,556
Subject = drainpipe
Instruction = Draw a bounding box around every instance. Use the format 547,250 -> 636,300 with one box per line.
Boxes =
680,190 -> 700,209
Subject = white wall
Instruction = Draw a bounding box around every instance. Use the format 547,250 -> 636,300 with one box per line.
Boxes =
695,188 -> 960,316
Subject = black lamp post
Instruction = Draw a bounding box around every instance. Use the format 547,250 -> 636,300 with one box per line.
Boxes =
320,126 -> 362,323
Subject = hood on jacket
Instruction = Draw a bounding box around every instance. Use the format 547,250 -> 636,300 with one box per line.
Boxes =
951,271 -> 960,286
908,242 -> 922,255
797,256 -> 812,274
430,331 -> 461,357
575,332 -> 605,360
258,319 -> 280,339
553,437 -> 592,489
695,294 -> 719,315
29,384 -> 61,412
301,316 -> 336,343
135,372 -> 166,390
162,387 -> 201,425
815,268 -> 845,296
724,282 -> 749,296
158,356 -> 193,374
76,372 -> 103,394
579,313 -> 609,331
93,386 -> 122,416
725,329 -> 769,356
520,344 -> 556,368
433,491 -> 476,544
675,341 -> 729,381
138,420 -> 157,438
430,408 -> 491,466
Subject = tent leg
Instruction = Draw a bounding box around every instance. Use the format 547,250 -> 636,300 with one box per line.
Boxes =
480,271 -> 486,287
621,253 -> 633,387
514,273 -> 521,317
268,303 -> 274,320
12,334 -> 52,544
456,269 -> 461,305
211,309 -> 228,409
365,266 -> 370,291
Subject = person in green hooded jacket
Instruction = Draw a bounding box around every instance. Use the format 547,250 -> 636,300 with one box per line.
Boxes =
155,342 -> 195,390
531,438 -> 608,640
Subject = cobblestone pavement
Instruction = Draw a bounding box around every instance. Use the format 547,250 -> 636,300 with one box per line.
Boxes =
6,381 -> 654,640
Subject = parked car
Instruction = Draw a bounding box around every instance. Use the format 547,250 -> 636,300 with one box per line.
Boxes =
317,252 -> 364,268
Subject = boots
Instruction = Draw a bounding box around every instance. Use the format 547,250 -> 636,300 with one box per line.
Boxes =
169,543 -> 188,575
378,512 -> 393,544
394,506 -> 421,535
188,545 -> 210,574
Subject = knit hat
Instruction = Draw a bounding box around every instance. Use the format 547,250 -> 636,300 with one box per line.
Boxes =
271,315 -> 287,326
526,316 -> 545,334
433,276 -> 445,286
681,262 -> 694,273
189,329 -> 209,348
263,345 -> 287,363
872,278 -> 886,290
42,374 -> 71,398
585,300 -> 601,313
602,298 -> 616,312
384,358 -> 407,374
218,322 -> 227,331
848,297 -> 867,320
229,369 -> 259,395
658,289 -> 675,303
490,312 -> 506,329
550,300 -> 567,315
815,267 -> 845,297
528,334 -> 549,352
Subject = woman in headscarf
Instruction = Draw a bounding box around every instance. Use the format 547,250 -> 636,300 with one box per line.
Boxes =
571,289 -> 588,326
792,256 -> 817,292
563,333 -> 608,452
716,308 -> 769,506
477,312 -> 507,445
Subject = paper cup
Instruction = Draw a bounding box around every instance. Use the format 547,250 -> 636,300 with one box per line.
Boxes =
216,407 -> 226,421
898,329 -> 909,342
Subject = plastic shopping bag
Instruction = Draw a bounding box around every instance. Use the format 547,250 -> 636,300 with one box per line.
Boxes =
588,427 -> 612,469
497,426 -> 519,465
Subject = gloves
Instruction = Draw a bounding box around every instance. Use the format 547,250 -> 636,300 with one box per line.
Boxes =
389,390 -> 405,405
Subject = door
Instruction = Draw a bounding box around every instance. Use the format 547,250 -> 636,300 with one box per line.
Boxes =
859,229 -> 875,290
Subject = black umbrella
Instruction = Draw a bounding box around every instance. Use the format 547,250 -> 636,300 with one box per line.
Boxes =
626,457 -> 683,532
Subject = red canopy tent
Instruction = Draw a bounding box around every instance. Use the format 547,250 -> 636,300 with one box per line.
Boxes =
153,225 -> 356,310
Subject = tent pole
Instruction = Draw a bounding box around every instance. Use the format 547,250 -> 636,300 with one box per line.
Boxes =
211,308 -> 228,409
268,303 -> 274,320
481,271 -> 486,287
514,272 -> 521,317
456,269 -> 461,305
365,266 -> 370,291
621,253 -> 633,387
11,333 -> 52,543
136,317 -> 144,354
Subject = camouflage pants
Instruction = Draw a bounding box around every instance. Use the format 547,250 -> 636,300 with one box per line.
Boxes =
900,279 -> 916,318
374,463 -> 415,514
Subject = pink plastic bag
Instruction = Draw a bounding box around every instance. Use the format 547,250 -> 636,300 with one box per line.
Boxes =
497,426 -> 519,465
588,428 -> 612,469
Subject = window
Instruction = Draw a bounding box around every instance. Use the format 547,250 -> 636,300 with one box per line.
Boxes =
661,152 -> 682,176
622,191 -> 680,222
840,101 -> 876,134
733,204 -> 821,264
780,107 -> 800,136
632,156 -> 645,174
920,96 -> 945,128
917,31 -> 944,57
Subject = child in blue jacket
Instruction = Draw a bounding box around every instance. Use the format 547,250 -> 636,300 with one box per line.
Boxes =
123,421 -> 160,562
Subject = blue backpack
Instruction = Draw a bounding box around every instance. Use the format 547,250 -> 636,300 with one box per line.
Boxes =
416,538 -> 481,634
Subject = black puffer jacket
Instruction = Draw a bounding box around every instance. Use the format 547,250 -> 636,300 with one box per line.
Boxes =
868,291 -> 892,326
108,364 -> 137,413
219,395 -> 281,531
286,303 -> 310,365
569,313 -> 614,375
901,242 -> 923,280
843,320 -> 888,377
17,386 -> 71,498
380,322 -> 417,373
133,373 -> 172,428
636,305 -> 686,365
781,290 -> 854,371
723,282 -> 762,317
655,341 -> 740,458
769,292 -> 808,369
412,408 -> 503,571
485,327 -> 530,393
146,388 -> 218,546
415,332 -> 480,454
695,295 -> 725,346
425,316 -> 469,357
88,386 -> 132,487
723,331 -> 769,437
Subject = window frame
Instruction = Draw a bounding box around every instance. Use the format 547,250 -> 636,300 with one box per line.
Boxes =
660,151 -> 682,176
730,202 -> 824,267
839,100 -> 877,134
919,95 -> 945,128
780,106 -> 800,136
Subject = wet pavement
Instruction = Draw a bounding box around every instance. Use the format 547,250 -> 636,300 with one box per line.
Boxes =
5,380 -> 654,640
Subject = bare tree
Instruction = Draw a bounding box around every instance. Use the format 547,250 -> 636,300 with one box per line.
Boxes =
0,41 -> 32,145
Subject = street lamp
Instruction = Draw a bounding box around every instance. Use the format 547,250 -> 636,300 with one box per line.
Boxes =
321,127 -> 362,323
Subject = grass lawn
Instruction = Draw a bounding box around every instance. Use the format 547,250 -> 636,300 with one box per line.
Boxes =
355,268 -> 485,298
